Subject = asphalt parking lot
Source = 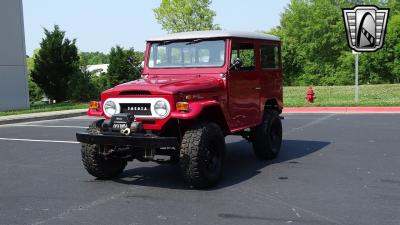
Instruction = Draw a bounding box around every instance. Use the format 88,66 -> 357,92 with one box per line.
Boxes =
0,113 -> 399,225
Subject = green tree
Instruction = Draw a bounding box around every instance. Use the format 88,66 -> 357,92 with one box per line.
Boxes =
28,75 -> 43,103
153,0 -> 219,33
388,0 -> 400,13
78,52 -> 110,94
107,46 -> 143,87
267,0 -> 400,86
26,50 -> 44,103
360,13 -> 400,84
274,0 -> 348,85
79,52 -> 110,65
68,68 -> 99,102
26,49 -> 40,73
388,14 -> 400,83
91,72 -> 110,93
30,25 -> 80,102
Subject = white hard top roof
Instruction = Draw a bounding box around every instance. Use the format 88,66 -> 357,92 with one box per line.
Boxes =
147,30 -> 280,42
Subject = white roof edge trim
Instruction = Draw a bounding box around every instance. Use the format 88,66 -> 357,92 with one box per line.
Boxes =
147,30 -> 280,42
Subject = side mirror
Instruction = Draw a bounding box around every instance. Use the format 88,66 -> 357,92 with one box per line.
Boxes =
127,56 -> 134,64
127,56 -> 143,75
230,58 -> 242,70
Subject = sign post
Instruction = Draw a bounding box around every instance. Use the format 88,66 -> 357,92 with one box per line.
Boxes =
344,6 -> 390,103
353,51 -> 360,103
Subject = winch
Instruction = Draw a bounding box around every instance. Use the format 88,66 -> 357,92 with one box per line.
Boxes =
101,113 -> 144,135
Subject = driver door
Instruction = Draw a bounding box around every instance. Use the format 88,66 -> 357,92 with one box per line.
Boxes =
228,42 -> 261,129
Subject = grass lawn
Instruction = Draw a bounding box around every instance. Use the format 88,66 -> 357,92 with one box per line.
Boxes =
0,102 -> 87,117
284,84 -> 400,107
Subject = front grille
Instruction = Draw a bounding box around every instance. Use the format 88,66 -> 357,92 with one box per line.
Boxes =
120,103 -> 152,116
119,91 -> 151,96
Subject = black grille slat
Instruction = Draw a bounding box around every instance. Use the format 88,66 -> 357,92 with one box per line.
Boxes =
120,103 -> 152,116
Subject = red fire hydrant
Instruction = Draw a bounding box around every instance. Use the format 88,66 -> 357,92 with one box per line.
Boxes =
305,86 -> 316,103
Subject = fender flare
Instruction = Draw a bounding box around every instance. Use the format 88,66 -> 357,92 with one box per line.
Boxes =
87,108 -> 104,117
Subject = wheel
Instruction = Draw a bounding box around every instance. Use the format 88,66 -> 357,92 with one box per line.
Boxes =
81,121 -> 127,179
252,110 -> 282,160
180,122 -> 225,189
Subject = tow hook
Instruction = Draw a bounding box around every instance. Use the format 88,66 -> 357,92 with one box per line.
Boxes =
121,128 -> 131,136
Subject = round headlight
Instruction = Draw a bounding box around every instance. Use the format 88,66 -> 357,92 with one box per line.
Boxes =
154,100 -> 168,117
104,100 -> 117,117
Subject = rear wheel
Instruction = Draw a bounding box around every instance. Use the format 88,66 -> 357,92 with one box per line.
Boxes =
81,121 -> 127,179
180,122 -> 225,189
252,110 -> 282,160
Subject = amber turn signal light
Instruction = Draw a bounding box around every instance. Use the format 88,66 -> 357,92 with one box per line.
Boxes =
176,102 -> 189,112
89,101 -> 100,110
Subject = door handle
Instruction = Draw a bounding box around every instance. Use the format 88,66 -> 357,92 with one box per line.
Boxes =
255,87 -> 262,90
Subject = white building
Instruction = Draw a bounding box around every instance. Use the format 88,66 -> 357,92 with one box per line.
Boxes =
0,0 -> 29,111
86,64 -> 109,76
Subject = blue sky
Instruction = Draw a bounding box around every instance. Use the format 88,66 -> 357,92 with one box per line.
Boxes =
23,0 -> 290,55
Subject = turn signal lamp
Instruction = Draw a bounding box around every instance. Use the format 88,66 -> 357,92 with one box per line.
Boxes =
176,102 -> 189,112
89,101 -> 100,110
185,95 -> 193,101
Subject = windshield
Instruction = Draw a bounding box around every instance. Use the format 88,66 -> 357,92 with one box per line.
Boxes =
148,40 -> 226,68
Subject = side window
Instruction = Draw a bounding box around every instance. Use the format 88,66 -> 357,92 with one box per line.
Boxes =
231,43 -> 255,70
260,45 -> 279,69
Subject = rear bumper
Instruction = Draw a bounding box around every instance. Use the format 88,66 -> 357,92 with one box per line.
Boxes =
76,132 -> 179,148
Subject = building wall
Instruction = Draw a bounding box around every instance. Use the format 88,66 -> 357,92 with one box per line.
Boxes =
0,0 -> 29,111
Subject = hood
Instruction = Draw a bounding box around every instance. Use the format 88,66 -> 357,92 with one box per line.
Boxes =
104,75 -> 225,96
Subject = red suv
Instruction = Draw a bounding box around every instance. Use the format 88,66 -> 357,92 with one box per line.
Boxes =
76,30 -> 283,188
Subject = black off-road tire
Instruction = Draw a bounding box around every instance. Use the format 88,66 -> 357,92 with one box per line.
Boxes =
252,110 -> 282,160
180,122 -> 226,189
81,120 -> 127,179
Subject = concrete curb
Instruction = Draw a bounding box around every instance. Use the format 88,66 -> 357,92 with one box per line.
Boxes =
0,109 -> 87,125
283,107 -> 400,114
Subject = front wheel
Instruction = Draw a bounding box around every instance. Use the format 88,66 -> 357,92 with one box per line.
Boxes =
180,122 -> 226,189
252,110 -> 282,160
81,144 -> 127,179
81,121 -> 127,179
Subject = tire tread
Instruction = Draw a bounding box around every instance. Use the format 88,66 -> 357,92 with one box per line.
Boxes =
180,123 -> 225,188
81,121 -> 127,179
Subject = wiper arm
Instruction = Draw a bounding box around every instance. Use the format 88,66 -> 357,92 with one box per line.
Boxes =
158,40 -> 174,46
186,39 -> 204,45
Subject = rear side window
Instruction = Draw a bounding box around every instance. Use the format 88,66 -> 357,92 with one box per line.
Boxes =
260,45 -> 279,69
231,43 -> 255,70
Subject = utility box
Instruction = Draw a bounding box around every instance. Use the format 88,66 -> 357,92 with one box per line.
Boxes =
0,0 -> 29,111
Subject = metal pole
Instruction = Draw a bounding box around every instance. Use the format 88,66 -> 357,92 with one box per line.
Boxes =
355,53 -> 359,103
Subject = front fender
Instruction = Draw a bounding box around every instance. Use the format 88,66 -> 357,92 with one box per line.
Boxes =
170,100 -> 220,120
87,108 -> 104,117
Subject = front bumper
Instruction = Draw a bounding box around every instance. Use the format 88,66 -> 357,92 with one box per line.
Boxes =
76,132 -> 179,148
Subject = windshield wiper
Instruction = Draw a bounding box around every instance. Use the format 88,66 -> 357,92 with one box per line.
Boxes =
158,40 -> 174,46
186,39 -> 204,45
